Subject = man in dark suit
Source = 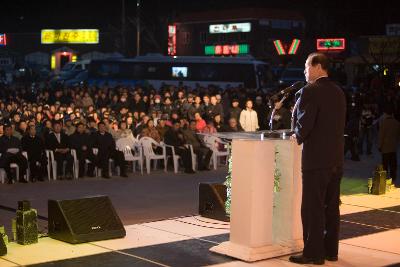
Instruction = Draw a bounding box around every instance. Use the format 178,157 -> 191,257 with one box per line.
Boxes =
46,120 -> 74,179
70,122 -> 96,177
21,125 -> 47,181
0,124 -> 28,183
289,53 -> 346,265
164,120 -> 195,174
182,120 -> 212,171
92,121 -> 127,178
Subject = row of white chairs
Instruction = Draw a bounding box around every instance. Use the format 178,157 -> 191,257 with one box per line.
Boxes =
118,133 -> 230,175
0,133 -> 230,183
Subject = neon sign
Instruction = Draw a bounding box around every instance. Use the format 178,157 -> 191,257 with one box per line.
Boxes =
168,25 -> 177,56
41,29 -> 99,44
273,39 -> 301,55
0,34 -> 7,46
205,44 -> 249,56
209,23 -> 251,34
316,38 -> 345,51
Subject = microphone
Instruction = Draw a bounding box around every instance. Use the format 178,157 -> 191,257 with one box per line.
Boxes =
278,81 -> 305,96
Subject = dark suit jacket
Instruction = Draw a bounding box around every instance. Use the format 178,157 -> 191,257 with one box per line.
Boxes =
21,135 -> 46,161
0,135 -> 23,167
91,131 -> 116,156
46,132 -> 71,151
295,77 -> 346,171
70,132 -> 93,152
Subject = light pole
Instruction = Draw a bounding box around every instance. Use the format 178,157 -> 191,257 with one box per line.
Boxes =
136,0 -> 141,56
121,0 -> 126,55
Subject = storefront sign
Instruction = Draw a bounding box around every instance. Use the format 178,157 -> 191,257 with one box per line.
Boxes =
0,34 -> 7,46
209,22 -> 251,34
316,38 -> 345,51
273,39 -> 301,55
167,25 -> 177,56
41,29 -> 99,44
205,44 -> 249,55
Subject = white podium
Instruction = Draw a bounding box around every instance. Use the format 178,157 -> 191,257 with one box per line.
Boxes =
210,137 -> 303,262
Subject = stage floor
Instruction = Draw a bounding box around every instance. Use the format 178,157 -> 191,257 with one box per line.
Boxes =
1,189 -> 400,267
1,148 -> 400,266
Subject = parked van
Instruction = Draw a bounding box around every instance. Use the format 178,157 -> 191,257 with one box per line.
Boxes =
61,60 -> 91,74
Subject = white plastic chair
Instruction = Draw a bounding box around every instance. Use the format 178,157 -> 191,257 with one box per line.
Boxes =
46,149 -> 78,180
203,135 -> 230,170
116,138 -> 143,175
0,151 -> 29,183
139,137 -> 167,174
164,144 -> 182,173
45,150 -> 53,180
188,145 -> 197,171
91,148 -> 118,177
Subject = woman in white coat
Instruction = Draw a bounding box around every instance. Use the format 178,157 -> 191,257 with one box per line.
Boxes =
239,100 -> 259,132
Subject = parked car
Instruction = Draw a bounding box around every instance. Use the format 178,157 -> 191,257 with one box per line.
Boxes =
63,70 -> 88,87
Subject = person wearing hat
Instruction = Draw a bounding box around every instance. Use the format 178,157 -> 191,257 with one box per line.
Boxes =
0,123 -> 28,183
227,98 -> 242,122
254,95 -> 269,130
149,95 -> 162,114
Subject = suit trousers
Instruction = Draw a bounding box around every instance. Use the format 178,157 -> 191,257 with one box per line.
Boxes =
96,149 -> 126,175
4,153 -> 28,181
193,146 -> 212,169
76,149 -> 96,176
382,152 -> 397,182
301,167 -> 342,259
54,152 -> 74,176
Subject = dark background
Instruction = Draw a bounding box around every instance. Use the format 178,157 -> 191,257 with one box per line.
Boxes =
1,0 -> 398,35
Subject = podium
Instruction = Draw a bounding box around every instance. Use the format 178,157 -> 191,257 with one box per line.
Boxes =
210,135 -> 303,262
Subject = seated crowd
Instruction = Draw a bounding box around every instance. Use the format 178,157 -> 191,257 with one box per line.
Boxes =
0,84 -> 283,184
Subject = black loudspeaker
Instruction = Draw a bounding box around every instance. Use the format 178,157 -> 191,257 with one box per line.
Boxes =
0,235 -> 6,256
199,183 -> 229,222
16,200 -> 38,245
48,195 -> 126,244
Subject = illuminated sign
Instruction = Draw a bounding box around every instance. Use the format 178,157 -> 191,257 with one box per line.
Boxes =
273,40 -> 286,55
273,39 -> 301,55
205,44 -> 249,56
167,25 -> 176,56
209,22 -> 251,34
316,38 -> 345,51
41,29 -> 99,44
0,34 -> 7,46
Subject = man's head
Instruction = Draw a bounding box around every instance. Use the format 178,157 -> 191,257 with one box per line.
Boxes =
210,96 -> 218,105
4,124 -> 13,137
76,122 -> 85,134
304,52 -> 330,83
98,121 -> 106,133
172,120 -> 181,131
53,120 -> 62,133
232,99 -> 239,108
229,118 -> 238,128
189,120 -> 197,131
28,125 -> 36,136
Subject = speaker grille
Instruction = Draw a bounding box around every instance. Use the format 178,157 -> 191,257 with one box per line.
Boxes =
59,196 -> 122,235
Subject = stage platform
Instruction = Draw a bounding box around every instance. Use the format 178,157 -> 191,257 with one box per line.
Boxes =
1,189 -> 399,267
1,147 -> 400,266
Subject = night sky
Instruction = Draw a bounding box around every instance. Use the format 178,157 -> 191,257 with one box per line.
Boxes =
1,0 -> 398,36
